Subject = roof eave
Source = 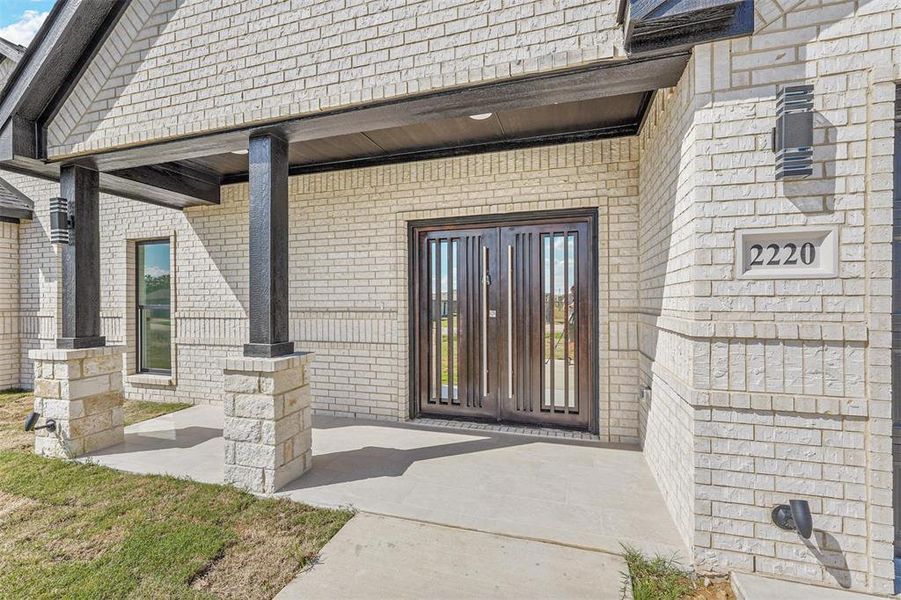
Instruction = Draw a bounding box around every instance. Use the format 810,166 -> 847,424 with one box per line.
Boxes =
0,37 -> 25,63
0,175 -> 34,221
623,0 -> 755,56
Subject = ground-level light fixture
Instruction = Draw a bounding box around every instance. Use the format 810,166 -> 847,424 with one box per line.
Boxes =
468,113 -> 493,120
24,411 -> 56,433
772,499 -> 813,539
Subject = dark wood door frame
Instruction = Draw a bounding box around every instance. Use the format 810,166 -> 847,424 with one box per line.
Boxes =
408,208 -> 599,434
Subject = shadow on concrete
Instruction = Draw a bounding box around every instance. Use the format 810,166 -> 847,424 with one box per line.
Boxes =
88,425 -> 222,455
284,436 -> 530,489
283,417 -> 636,490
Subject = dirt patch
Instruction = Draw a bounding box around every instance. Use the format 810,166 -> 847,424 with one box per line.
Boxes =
688,577 -> 734,600
192,500 -> 350,599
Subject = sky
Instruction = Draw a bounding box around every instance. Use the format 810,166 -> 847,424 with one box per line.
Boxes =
142,243 -> 170,279
0,0 -> 54,46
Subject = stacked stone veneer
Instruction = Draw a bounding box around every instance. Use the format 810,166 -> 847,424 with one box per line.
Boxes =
0,220 -> 19,389
30,346 -> 124,458
223,353 -> 313,494
637,0 -> 899,595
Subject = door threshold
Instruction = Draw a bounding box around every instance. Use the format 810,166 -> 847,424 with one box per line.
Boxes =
410,416 -> 599,442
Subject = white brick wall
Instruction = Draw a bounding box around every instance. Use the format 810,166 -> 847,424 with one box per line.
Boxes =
46,0 -> 624,158
638,0 -> 900,593
5,136 -> 643,443
0,220 -> 19,388
1,0 -> 899,593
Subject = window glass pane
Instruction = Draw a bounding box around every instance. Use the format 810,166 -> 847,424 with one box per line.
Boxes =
138,242 -> 171,305
138,241 -> 171,373
140,307 -> 171,371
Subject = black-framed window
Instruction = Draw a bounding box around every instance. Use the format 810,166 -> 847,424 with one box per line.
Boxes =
137,240 -> 171,374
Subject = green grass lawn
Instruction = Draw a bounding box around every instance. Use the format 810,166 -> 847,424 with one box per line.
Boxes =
623,546 -> 733,600
0,390 -> 352,599
123,399 -> 192,426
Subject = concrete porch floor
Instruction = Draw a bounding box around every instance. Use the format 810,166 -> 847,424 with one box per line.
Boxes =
83,404 -> 687,559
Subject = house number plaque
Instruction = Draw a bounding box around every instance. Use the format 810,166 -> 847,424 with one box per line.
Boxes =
735,226 -> 838,279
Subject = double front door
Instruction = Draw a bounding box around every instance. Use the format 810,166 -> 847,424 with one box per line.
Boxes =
413,213 -> 596,431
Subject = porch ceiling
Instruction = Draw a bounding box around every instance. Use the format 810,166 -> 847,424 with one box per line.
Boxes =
180,92 -> 651,183
0,0 -> 755,210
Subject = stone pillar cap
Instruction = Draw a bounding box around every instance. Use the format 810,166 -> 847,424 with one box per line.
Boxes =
222,351 -> 313,373
29,346 -> 126,361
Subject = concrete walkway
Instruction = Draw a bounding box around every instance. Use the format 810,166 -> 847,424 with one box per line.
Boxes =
731,572 -> 883,600
84,405 -> 687,598
276,513 -> 627,600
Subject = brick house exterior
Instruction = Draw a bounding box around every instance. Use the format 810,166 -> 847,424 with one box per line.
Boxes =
0,0 -> 899,595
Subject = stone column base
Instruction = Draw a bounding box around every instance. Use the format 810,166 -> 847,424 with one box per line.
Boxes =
222,352 -> 313,493
29,346 -> 125,459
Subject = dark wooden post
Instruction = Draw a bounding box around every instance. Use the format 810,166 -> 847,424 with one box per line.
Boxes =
57,164 -> 105,349
244,131 -> 294,358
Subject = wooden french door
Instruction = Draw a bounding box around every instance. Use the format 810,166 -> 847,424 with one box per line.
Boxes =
412,212 -> 596,431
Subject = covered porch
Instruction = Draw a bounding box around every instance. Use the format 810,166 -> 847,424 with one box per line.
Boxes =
83,404 -> 687,560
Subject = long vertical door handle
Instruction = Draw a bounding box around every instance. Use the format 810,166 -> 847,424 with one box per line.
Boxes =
507,244 -> 513,399
482,245 -> 489,395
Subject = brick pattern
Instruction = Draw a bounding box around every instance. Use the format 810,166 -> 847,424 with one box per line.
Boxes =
638,0 -> 900,594
223,353 -> 313,493
0,221 -> 18,388
0,0 -> 897,593
46,0 -> 623,157
30,346 -> 125,458
637,47 -> 701,553
5,137 -> 642,444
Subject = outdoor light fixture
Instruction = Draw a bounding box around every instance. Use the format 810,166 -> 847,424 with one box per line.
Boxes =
772,84 -> 814,179
24,412 -> 56,434
772,499 -> 813,539
468,113 -> 493,120
230,149 -> 249,155
49,197 -> 71,245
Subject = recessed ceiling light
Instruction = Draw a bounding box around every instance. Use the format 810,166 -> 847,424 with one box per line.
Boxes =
468,113 -> 493,121
230,149 -> 248,155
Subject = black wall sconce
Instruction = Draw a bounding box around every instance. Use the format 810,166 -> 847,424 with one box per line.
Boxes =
24,411 -> 56,434
49,197 -> 71,245
772,499 -> 813,539
773,84 -> 814,179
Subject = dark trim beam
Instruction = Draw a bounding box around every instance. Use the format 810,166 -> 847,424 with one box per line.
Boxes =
222,121 -> 641,185
0,0 -> 122,124
106,162 -> 221,206
244,132 -> 293,359
4,50 -> 688,208
37,0 -> 133,156
0,154 -> 220,209
0,115 -> 37,162
57,164 -> 104,349
67,52 -> 691,173
624,0 -> 754,55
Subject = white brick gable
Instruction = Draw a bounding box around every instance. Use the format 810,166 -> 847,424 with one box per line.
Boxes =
46,0 -> 624,158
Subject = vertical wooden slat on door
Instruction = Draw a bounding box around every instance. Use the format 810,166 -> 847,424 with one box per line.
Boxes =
415,216 -> 593,431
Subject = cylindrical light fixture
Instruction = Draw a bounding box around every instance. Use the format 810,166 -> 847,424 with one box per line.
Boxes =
49,197 -> 70,245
